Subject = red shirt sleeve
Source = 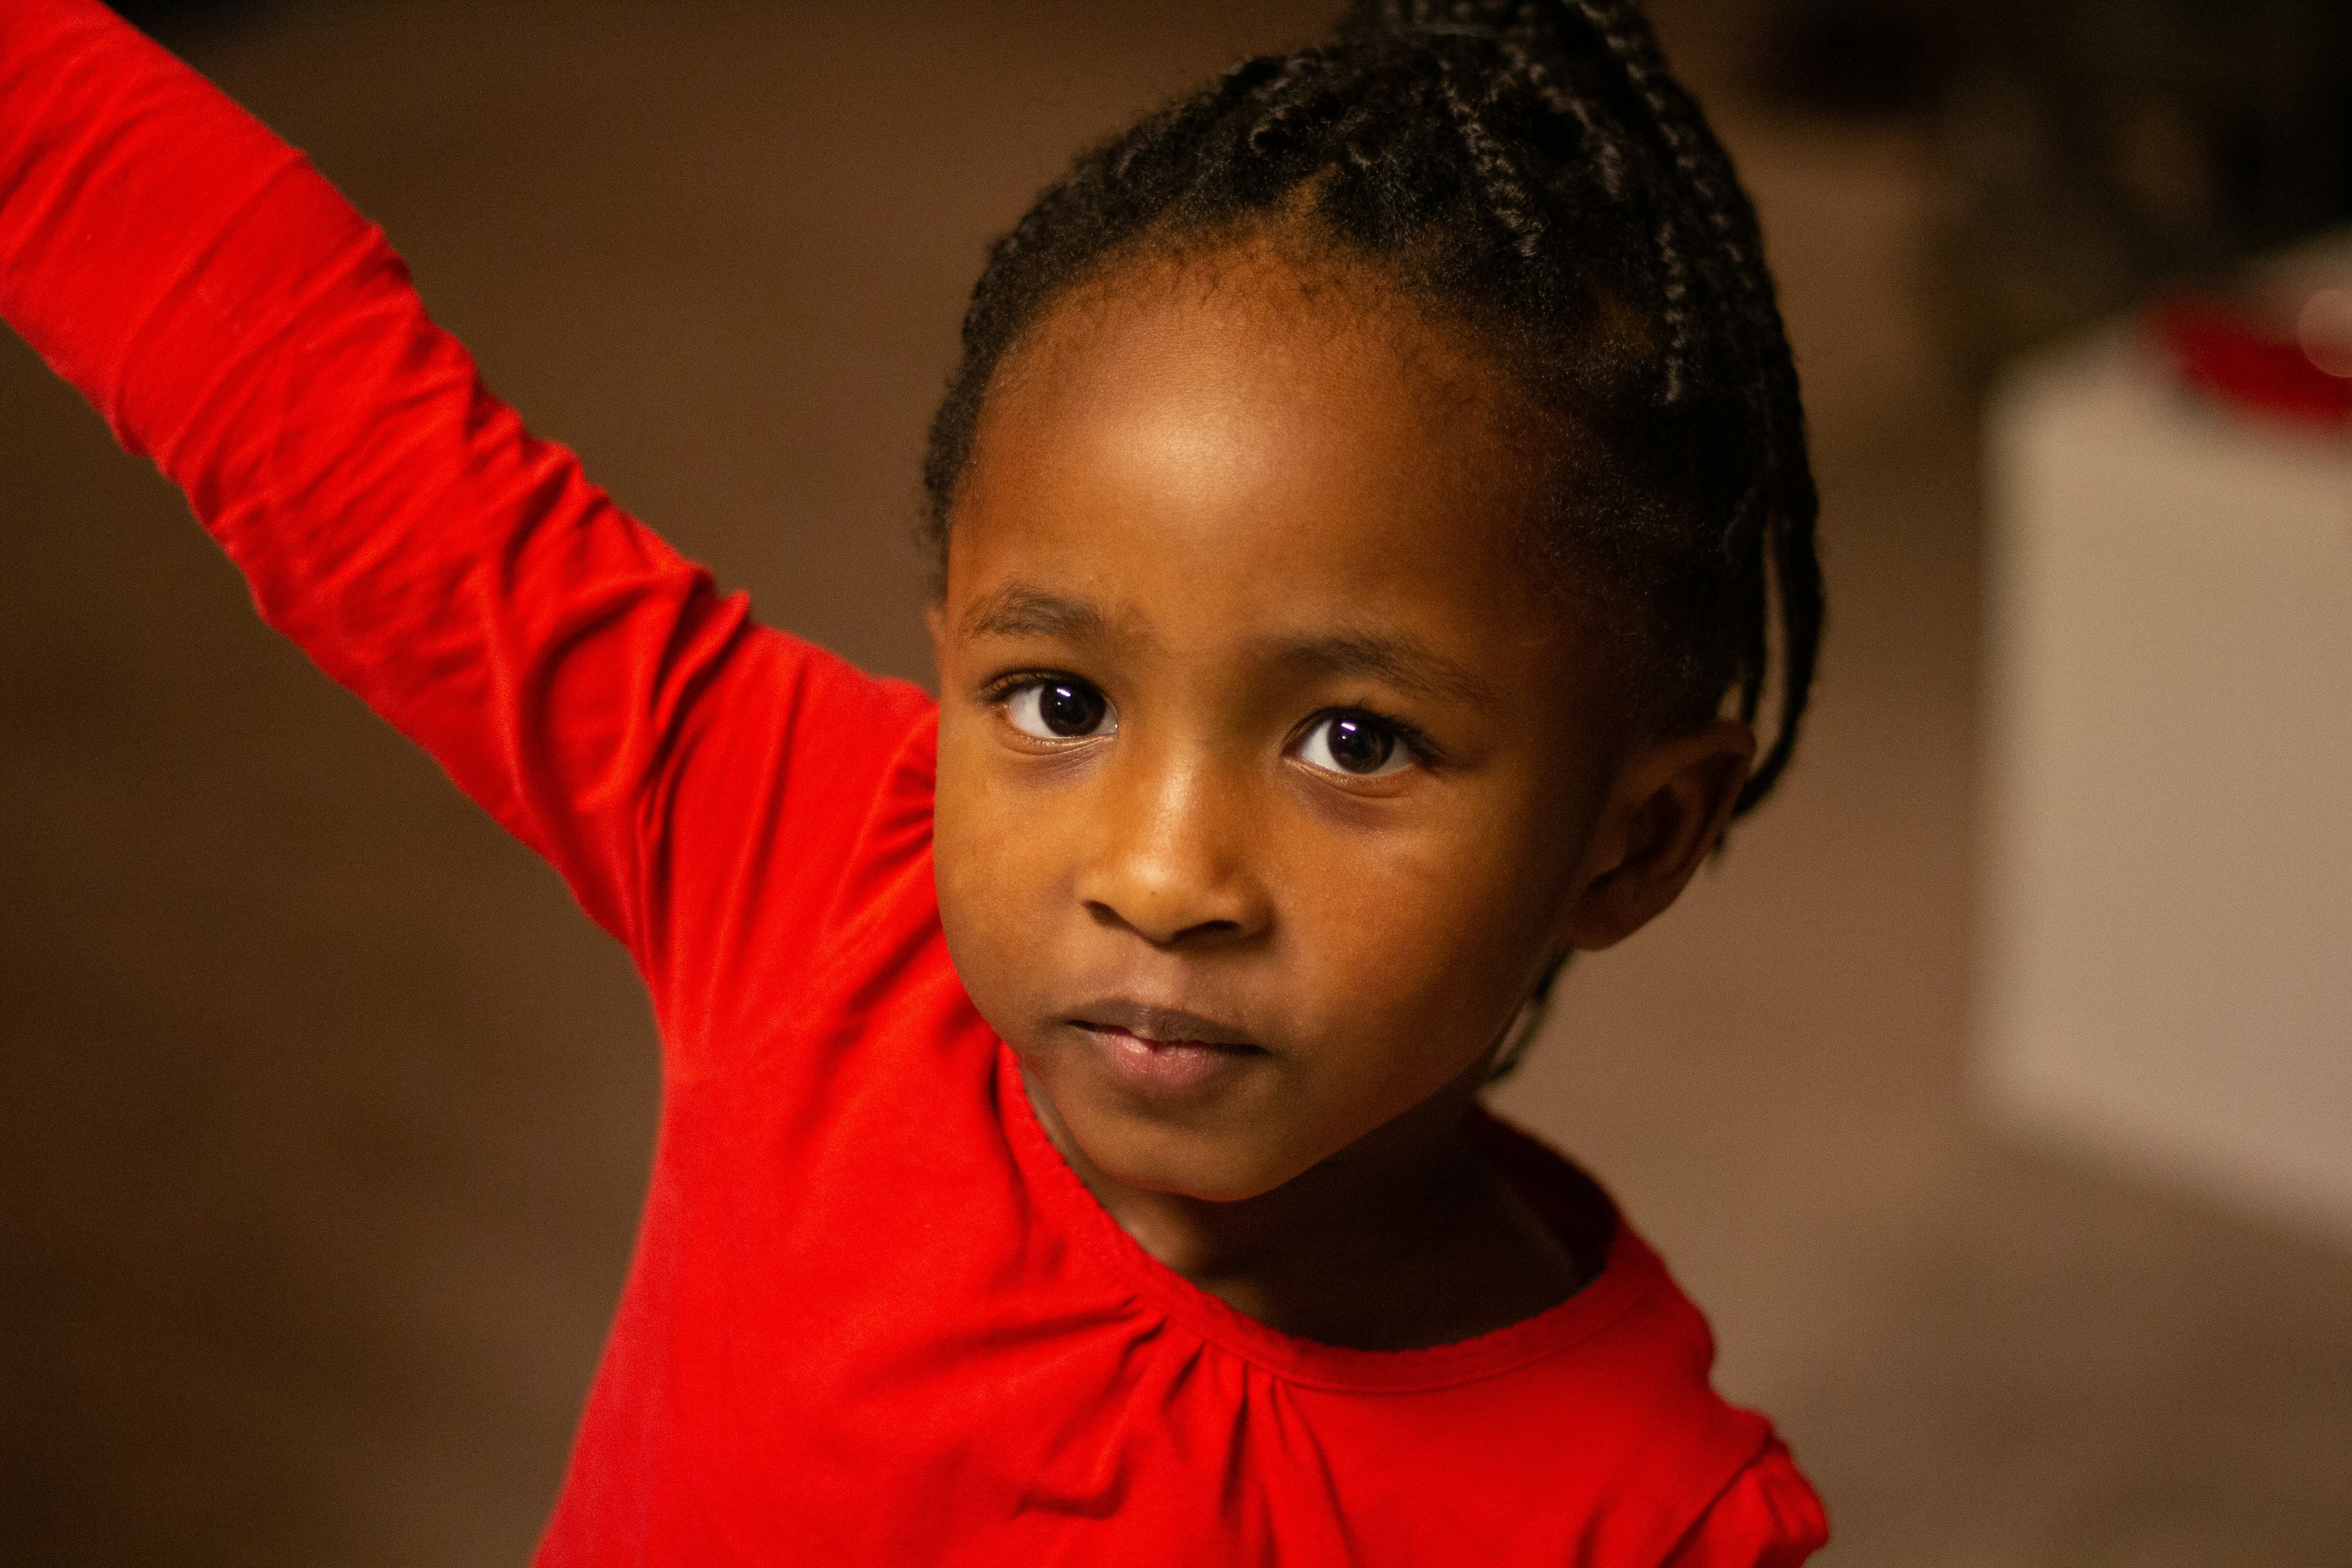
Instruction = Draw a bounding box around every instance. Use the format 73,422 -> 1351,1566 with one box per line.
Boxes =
1658,1437 -> 1830,1568
0,0 -> 932,1006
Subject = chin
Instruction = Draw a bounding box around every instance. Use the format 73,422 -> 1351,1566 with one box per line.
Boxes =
1071,1111 -> 1308,1204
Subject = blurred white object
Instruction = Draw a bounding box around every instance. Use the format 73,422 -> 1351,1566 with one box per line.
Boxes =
1978,232 -> 2352,1244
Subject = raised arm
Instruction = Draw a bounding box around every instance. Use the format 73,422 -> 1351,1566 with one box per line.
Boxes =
0,0 -> 933,993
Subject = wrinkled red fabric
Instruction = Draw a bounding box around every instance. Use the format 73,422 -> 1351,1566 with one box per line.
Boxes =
0,4 -> 1828,1562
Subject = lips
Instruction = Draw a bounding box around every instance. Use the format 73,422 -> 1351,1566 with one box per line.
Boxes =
1068,999 -> 1264,1095
1068,998 -> 1258,1049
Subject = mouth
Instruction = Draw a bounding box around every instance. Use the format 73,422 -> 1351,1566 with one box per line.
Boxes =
1068,1000 -> 1266,1094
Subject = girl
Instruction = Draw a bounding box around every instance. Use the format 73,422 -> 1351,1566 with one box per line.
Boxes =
0,0 -> 1827,1561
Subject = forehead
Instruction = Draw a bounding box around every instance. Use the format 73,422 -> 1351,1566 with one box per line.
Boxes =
949,245 -> 1558,650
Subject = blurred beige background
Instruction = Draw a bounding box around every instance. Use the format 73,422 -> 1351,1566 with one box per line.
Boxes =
2,2 -> 2347,1563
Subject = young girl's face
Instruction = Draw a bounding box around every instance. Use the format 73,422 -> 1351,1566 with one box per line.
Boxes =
931,247 -> 1701,1203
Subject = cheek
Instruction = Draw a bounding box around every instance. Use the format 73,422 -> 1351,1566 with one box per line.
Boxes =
930,717 -> 995,983
931,713 -> 1058,1024
1278,808 -> 1570,1102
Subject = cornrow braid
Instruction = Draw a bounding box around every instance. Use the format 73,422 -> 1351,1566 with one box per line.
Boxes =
1549,0 -> 1823,808
921,0 -> 1822,820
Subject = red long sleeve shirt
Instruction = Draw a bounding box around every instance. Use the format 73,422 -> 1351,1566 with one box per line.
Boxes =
0,4 -> 1828,1562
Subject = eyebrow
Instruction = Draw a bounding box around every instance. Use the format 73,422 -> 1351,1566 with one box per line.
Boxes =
1267,630 -> 1496,706
960,583 -> 1110,644
959,580 -> 1494,706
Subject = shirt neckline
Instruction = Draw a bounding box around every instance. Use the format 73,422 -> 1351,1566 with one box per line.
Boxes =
993,1042 -> 1662,1395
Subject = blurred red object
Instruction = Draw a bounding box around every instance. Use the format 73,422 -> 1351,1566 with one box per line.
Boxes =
2146,290 -> 2352,431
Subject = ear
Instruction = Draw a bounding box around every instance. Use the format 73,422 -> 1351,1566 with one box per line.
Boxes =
1561,717 -> 1756,951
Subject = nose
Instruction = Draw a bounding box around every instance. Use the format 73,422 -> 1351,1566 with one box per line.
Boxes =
1073,745 -> 1269,949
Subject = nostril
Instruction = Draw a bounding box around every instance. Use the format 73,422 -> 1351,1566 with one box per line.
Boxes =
1175,918 -> 1241,941
1082,900 -> 1245,947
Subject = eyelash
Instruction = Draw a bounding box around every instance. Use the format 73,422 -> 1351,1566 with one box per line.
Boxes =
1296,706 -> 1439,772
976,670 -> 1076,710
979,670 -> 1113,744
979,672 -> 1441,772
978,673 -> 1024,701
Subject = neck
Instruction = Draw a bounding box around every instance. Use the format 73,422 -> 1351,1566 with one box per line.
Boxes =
1022,1058 -> 1588,1350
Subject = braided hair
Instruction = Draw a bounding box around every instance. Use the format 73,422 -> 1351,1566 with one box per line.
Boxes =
921,0 -> 1822,819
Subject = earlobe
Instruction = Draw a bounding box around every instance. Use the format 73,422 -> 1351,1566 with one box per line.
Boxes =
1562,718 -> 1756,951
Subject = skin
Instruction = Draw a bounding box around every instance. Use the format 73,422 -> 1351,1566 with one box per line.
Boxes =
928,242 -> 1754,1351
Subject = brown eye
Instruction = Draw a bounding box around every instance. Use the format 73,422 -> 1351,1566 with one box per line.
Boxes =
1005,678 -> 1116,740
1298,712 -> 1410,777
